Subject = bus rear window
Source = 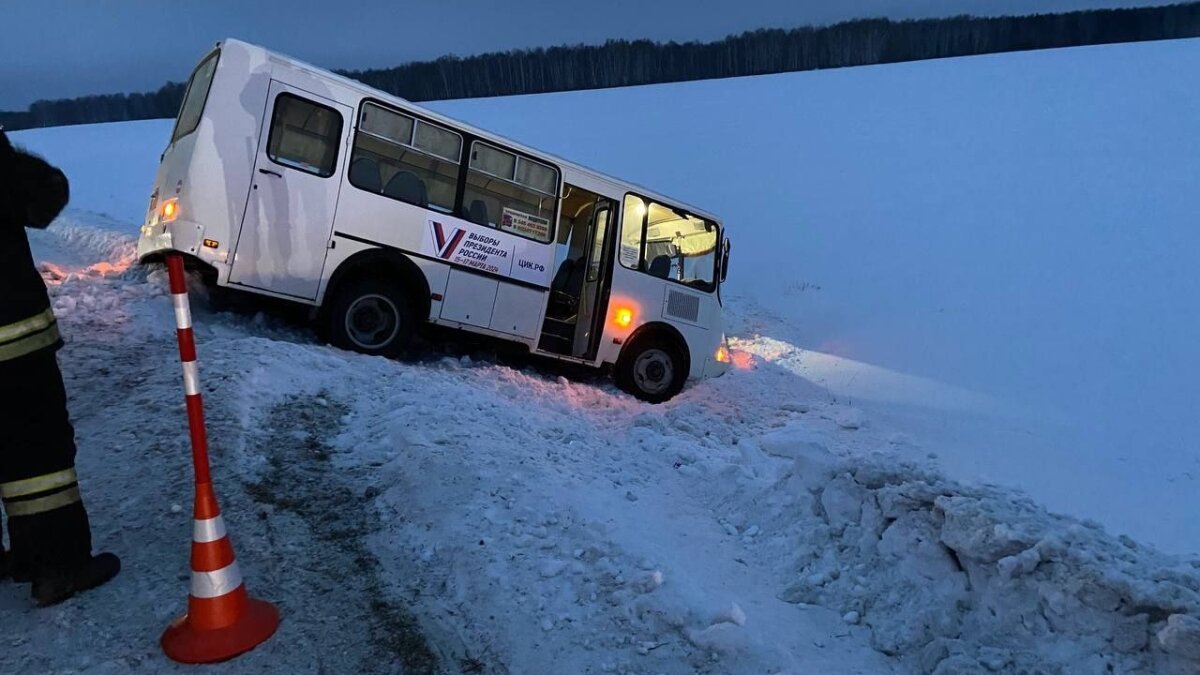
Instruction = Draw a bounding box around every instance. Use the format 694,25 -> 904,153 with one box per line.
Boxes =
172,50 -> 220,143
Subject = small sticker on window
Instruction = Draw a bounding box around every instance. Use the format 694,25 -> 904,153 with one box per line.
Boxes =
500,207 -> 551,241
619,245 -> 639,268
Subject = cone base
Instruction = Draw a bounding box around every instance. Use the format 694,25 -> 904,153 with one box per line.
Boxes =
161,598 -> 280,664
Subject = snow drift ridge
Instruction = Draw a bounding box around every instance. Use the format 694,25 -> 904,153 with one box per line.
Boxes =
751,430 -> 1200,673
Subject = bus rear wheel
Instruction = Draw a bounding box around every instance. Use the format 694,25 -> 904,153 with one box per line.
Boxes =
616,337 -> 687,403
325,278 -> 414,358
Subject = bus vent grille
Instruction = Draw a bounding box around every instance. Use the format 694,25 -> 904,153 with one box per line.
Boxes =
666,290 -> 700,323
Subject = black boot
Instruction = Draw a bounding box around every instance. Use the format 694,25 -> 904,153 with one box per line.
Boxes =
31,552 -> 120,607
1,549 -> 34,584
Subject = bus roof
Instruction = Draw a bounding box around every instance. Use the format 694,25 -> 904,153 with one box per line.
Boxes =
219,38 -> 723,225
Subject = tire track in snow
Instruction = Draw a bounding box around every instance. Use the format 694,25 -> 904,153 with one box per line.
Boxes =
243,393 -> 440,674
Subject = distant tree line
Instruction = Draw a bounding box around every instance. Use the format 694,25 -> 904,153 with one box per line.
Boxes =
4,3 -> 1200,131
0,82 -> 186,131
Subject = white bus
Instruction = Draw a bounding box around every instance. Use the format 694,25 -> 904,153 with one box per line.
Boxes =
138,39 -> 731,402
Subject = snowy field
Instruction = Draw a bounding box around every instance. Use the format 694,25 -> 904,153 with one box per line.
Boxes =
429,40 -> 1200,557
3,39 -> 1199,674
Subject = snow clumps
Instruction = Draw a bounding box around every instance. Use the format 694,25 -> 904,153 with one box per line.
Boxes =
755,430 -> 1200,674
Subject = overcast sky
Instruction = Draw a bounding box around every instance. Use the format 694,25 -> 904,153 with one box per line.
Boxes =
0,0 -> 1165,109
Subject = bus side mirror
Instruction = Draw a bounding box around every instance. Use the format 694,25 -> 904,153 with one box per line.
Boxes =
720,238 -> 731,283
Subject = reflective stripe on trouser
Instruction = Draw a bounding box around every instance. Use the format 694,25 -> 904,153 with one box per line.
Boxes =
0,350 -> 93,574
0,316 -> 61,362
0,308 -> 55,343
1,466 -> 78,499
1,467 -> 82,517
5,486 -> 81,517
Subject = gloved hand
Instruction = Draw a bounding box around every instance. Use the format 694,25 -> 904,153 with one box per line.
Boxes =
0,129 -> 70,229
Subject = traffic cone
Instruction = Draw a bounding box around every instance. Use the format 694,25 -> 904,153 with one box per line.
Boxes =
160,254 -> 279,663
160,482 -> 279,663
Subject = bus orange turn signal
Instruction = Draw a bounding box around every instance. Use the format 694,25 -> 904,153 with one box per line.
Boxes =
614,307 -> 634,328
160,198 -> 180,223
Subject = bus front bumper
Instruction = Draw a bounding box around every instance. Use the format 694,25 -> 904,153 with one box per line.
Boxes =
702,356 -> 729,379
138,219 -> 208,261
702,333 -> 733,378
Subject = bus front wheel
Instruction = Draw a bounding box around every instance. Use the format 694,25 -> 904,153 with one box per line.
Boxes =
616,337 -> 687,403
324,277 -> 415,358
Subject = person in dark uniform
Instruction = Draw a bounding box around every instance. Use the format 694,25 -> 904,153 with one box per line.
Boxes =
0,129 -> 119,606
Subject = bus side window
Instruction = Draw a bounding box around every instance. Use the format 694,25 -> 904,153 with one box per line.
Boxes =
463,142 -> 558,243
588,208 -> 610,282
350,102 -> 461,213
619,195 -> 646,270
267,94 -> 342,177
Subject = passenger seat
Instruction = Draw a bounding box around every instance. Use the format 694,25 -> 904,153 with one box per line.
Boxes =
349,157 -> 382,193
383,171 -> 428,208
466,199 -> 489,226
648,255 -> 671,279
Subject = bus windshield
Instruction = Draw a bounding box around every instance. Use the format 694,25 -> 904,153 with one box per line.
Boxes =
621,195 -> 719,292
171,50 -> 220,144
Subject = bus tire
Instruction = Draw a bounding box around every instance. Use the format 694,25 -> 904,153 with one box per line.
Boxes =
324,277 -> 415,358
616,336 -> 687,403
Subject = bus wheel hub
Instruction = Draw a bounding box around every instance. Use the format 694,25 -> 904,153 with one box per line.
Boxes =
346,294 -> 399,349
634,349 -> 673,394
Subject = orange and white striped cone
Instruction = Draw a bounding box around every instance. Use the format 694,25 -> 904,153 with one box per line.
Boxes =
161,254 -> 279,663
161,483 -> 279,663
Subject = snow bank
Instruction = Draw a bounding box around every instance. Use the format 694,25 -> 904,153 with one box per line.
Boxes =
24,213 -> 160,325
737,430 -> 1200,673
